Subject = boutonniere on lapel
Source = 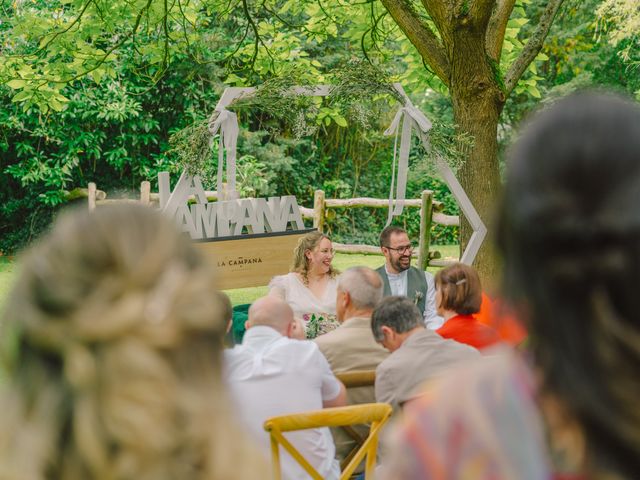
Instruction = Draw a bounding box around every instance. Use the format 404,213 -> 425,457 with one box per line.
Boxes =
413,291 -> 424,305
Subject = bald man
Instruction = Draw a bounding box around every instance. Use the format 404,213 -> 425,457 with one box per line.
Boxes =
224,296 -> 347,480
245,295 -> 306,340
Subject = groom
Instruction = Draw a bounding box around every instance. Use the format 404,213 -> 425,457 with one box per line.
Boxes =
376,226 -> 443,329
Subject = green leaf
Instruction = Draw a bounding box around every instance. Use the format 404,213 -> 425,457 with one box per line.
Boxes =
11,90 -> 32,102
333,115 -> 348,127
6,79 -> 26,89
527,85 -> 541,98
49,98 -> 64,112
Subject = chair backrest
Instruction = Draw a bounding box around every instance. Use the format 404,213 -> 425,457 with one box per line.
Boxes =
335,370 -> 376,388
263,403 -> 392,480
334,370 -> 378,470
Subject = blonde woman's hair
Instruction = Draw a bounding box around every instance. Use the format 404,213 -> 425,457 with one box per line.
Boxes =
0,205 -> 262,480
290,231 -> 338,284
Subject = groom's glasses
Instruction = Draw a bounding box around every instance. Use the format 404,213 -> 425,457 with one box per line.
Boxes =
385,244 -> 414,254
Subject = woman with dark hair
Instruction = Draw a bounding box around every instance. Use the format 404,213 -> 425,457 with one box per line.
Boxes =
384,91 -> 640,479
434,263 -> 500,351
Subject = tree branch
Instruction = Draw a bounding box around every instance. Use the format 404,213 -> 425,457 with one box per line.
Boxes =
379,0 -> 450,85
504,0 -> 565,94
469,0 -> 496,28
485,0 -> 515,62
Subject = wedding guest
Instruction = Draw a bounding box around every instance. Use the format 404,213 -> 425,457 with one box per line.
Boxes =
225,295 -> 347,480
0,205 -> 262,479
435,263 -> 501,351
376,226 -> 443,329
269,231 -> 340,338
315,267 -> 389,465
385,91 -> 640,479
372,296 -> 478,412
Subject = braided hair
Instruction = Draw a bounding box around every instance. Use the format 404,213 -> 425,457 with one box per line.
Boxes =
0,205 -> 262,479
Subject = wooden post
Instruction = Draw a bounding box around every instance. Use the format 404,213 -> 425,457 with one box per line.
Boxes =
88,182 -> 97,211
140,181 -> 151,205
417,190 -> 433,271
158,172 -> 170,209
313,190 -> 325,232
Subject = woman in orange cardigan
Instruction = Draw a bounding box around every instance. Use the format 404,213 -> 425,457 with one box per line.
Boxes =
435,263 -> 501,351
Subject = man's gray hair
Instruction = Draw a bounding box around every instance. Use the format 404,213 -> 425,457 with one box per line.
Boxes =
337,267 -> 383,310
371,296 -> 422,342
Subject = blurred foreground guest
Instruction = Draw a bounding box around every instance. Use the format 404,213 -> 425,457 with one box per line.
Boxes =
435,263 -> 501,351
224,296 -> 347,480
315,267 -> 389,464
0,205 -> 261,480
475,293 -> 528,347
269,231 -> 339,338
217,291 -> 235,347
371,297 -> 478,412
385,92 -> 640,480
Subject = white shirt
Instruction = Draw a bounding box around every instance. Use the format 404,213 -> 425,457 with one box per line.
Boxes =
224,326 -> 341,480
385,267 -> 444,330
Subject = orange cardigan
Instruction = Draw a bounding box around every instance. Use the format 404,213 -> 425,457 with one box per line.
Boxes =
437,313 -> 502,350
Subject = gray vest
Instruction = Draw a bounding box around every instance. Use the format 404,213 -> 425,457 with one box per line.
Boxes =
376,265 -> 428,315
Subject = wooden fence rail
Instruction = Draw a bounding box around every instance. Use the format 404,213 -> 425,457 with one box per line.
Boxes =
305,190 -> 460,269
79,184 -> 460,268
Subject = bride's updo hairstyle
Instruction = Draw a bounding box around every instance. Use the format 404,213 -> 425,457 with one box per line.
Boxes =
496,91 -> 640,477
0,205 -> 261,479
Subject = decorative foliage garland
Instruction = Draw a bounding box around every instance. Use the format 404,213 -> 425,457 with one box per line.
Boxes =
169,60 -> 473,177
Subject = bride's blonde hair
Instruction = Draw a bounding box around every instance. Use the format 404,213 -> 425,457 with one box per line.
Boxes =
290,231 -> 338,284
0,205 -> 262,480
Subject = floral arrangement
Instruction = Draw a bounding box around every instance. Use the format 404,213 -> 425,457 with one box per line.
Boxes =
303,313 -> 339,339
414,290 -> 424,305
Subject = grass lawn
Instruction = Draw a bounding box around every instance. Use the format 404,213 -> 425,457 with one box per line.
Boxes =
0,245 -> 460,308
0,258 -> 16,315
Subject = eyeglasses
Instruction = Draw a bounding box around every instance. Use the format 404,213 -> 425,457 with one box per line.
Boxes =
384,245 -> 415,254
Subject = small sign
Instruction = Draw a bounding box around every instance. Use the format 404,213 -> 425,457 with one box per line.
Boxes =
196,230 -> 314,289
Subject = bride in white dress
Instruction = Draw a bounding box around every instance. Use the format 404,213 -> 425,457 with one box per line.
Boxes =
268,231 -> 340,338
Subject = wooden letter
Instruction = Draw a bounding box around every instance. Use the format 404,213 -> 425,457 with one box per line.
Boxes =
280,196 -> 305,230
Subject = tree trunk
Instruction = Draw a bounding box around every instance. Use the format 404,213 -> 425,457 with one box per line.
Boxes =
448,26 -> 505,285
452,89 -> 503,286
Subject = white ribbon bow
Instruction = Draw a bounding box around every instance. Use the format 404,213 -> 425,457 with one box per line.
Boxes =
383,104 -> 432,226
208,108 -> 239,200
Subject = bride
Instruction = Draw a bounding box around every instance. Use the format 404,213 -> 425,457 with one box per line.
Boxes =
268,231 -> 340,338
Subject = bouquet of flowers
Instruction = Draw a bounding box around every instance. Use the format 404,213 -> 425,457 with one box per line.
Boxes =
303,313 -> 340,339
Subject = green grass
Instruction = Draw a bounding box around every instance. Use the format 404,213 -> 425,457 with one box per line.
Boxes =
0,258 -> 16,314
0,246 -> 460,309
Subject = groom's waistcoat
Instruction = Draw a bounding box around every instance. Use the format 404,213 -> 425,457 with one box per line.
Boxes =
375,265 -> 428,315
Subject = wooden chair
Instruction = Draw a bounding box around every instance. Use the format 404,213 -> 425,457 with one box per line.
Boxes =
263,403 -> 392,480
335,370 -> 376,388
335,370 -> 377,469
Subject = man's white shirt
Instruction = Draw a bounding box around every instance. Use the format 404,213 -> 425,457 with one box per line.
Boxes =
384,267 -> 444,330
224,326 -> 341,480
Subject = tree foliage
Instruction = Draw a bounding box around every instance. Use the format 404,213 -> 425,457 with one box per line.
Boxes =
1,0 -> 638,259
